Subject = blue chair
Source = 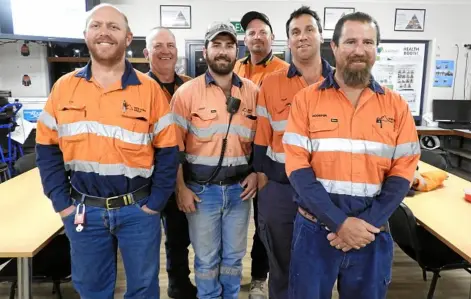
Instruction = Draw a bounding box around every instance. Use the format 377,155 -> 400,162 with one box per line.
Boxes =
0,101 -> 24,176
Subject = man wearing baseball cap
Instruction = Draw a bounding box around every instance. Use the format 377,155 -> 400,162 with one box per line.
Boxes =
171,21 -> 259,299
235,11 -> 289,86
235,11 -> 289,299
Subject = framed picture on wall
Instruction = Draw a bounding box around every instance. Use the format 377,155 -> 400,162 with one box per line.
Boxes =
323,7 -> 355,30
160,5 -> 191,29
394,8 -> 426,32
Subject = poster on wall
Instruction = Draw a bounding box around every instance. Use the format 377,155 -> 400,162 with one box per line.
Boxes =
433,60 -> 455,87
372,42 -> 427,117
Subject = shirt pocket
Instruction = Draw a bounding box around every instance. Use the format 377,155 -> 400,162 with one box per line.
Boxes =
190,109 -> 217,143
57,104 -> 87,143
372,124 -> 397,163
272,100 -> 291,124
371,124 -> 397,168
308,120 -> 339,162
117,111 -> 152,151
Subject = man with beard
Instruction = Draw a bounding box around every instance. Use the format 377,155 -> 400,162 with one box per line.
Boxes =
234,12 -> 288,299
143,27 -> 196,299
171,22 -> 259,299
35,4 -> 179,299
283,12 -> 420,299
253,6 -> 332,299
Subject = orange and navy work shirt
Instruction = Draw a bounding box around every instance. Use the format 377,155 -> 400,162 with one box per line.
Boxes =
234,51 -> 289,86
282,71 -> 420,232
254,58 -> 332,184
36,60 -> 179,212
147,71 -> 192,101
171,71 -> 258,183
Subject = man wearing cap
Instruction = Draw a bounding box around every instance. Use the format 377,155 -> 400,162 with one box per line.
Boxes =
235,11 -> 289,87
171,22 -> 259,299
235,11 -> 288,299
143,27 -> 196,299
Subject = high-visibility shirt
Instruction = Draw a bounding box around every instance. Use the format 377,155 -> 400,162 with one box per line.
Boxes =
254,59 -> 333,184
171,71 -> 258,183
234,51 -> 289,86
36,60 -> 179,212
283,71 -> 420,232
147,71 -> 192,101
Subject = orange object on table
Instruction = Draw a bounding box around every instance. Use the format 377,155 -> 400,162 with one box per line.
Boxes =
464,188 -> 471,203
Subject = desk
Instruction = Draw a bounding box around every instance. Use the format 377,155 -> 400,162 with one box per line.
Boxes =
416,126 -> 455,136
416,126 -> 471,139
404,162 -> 471,297
0,168 -> 62,299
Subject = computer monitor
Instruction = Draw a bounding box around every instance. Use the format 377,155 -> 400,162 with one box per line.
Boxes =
432,99 -> 471,129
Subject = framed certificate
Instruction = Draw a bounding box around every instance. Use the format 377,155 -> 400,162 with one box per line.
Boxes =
160,5 -> 192,29
394,9 -> 426,32
323,7 -> 355,31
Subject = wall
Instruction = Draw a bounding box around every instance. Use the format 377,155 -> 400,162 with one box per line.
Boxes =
105,0 -> 471,117
0,40 -> 49,99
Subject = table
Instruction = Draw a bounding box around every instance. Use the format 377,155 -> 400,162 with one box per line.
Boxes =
0,168 -> 63,299
416,126 -> 455,136
404,161 -> 471,297
416,126 -> 471,139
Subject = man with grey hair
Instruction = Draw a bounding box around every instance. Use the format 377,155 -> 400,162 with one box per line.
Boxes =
35,4 -> 179,299
143,27 -> 196,299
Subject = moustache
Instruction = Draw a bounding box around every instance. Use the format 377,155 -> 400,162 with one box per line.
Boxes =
347,56 -> 368,63
215,56 -> 231,62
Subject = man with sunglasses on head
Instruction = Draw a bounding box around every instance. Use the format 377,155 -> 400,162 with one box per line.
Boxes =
171,21 -> 259,299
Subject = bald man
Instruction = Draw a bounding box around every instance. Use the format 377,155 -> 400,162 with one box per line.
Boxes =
36,4 -> 178,299
144,27 -> 196,299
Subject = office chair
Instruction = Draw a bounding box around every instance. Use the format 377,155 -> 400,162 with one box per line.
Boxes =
419,150 -> 448,170
389,202 -> 471,299
0,100 -> 24,176
0,153 -> 72,299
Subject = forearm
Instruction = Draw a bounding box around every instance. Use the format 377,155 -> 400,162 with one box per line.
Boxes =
35,144 -> 72,213
357,176 -> 411,227
290,167 -> 348,232
147,146 -> 179,211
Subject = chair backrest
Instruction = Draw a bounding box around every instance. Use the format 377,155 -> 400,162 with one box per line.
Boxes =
389,202 -> 422,262
420,150 -> 447,170
14,152 -> 37,174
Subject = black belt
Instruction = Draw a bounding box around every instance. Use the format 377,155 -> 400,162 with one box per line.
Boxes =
70,186 -> 150,210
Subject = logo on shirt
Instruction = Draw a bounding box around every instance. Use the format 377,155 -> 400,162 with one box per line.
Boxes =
376,115 -> 395,124
123,100 -> 146,113
376,115 -> 395,128
312,114 -> 327,118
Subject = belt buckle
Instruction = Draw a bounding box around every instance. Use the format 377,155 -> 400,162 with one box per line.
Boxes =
105,195 -> 120,210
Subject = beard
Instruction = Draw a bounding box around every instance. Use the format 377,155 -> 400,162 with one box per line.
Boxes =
207,55 -> 236,75
339,55 -> 373,87
87,38 -> 127,66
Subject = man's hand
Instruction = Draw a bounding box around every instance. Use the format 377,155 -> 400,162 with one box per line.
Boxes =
176,185 -> 201,213
59,205 -> 76,218
336,217 -> 380,250
327,233 -> 352,252
257,172 -> 268,191
141,205 -> 159,215
240,172 -> 257,201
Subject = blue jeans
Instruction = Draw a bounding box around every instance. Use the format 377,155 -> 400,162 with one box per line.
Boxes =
289,212 -> 393,299
62,197 -> 161,299
186,182 -> 251,299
